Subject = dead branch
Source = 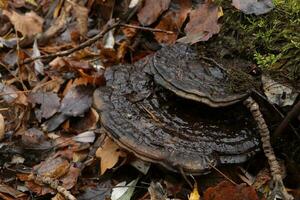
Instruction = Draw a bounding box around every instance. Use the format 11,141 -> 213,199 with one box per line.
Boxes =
244,97 -> 294,200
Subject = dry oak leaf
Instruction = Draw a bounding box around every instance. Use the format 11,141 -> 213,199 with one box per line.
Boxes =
137,0 -> 171,26
96,137 -> 126,175
178,1 -> 221,44
3,10 -> 43,37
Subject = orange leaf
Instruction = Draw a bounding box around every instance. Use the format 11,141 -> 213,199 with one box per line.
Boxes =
96,137 -> 126,175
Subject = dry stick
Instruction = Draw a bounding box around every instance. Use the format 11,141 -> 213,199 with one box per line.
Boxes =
32,175 -> 77,200
120,23 -> 175,34
244,97 -> 294,200
274,100 -> 300,138
18,21 -> 121,66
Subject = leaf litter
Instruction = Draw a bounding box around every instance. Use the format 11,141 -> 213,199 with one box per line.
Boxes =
0,0 -> 298,199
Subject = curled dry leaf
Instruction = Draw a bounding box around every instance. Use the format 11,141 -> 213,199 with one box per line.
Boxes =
0,113 -> 5,141
3,10 -> 43,37
137,0 -> 171,26
262,75 -> 298,107
28,91 -> 60,122
178,1 -> 221,44
154,0 -> 191,44
232,0 -> 274,15
96,137 -> 126,175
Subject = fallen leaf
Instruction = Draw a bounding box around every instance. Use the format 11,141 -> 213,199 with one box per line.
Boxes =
189,183 -> 200,200
0,114 -> 5,141
21,128 -> 47,147
35,157 -> 70,179
130,159 -> 151,175
59,85 -> 93,117
69,108 -> 99,133
3,10 -> 44,37
72,131 -> 95,143
32,39 -> 44,75
262,75 -> 298,107
0,184 -> 26,199
0,83 -> 28,105
77,180 -> 112,200
60,165 -> 81,190
232,0 -> 274,15
148,181 -> 167,200
137,0 -> 171,26
96,137 -> 126,175
178,1 -> 221,44
70,1 -> 88,36
154,0 -> 191,44
111,178 -> 139,200
28,91 -> 60,122
204,181 -> 259,200
0,82 -> 18,103
43,85 -> 93,131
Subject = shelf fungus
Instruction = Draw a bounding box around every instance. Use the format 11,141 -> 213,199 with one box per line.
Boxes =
94,43 -> 293,199
93,45 -> 261,174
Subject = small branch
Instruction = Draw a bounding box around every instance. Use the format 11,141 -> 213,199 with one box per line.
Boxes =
18,21 -> 120,66
31,175 -> 77,200
274,100 -> 300,138
120,23 -> 174,34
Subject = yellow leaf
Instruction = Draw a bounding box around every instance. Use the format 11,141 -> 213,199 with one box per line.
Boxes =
96,137 -> 126,175
26,0 -> 37,6
189,183 -> 200,200
218,7 -> 223,18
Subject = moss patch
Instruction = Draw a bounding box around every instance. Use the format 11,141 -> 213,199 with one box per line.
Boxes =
202,0 -> 300,81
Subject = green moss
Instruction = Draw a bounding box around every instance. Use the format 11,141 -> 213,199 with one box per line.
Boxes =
211,0 -> 300,80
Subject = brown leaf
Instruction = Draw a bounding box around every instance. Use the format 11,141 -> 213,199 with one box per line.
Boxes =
28,91 -> 60,121
204,181 -> 259,200
43,85 -> 93,131
232,0 -> 274,15
59,85 -> 93,117
0,83 -> 28,105
35,157 -> 70,179
0,114 -> 5,141
0,184 -> 26,199
21,128 -> 51,149
3,10 -> 43,37
137,0 -> 171,26
70,1 -> 89,36
60,165 -> 81,190
154,0 -> 191,44
69,108 -> 99,133
96,137 -> 126,175
178,1 -> 221,44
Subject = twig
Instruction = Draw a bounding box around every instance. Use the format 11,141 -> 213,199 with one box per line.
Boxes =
120,23 -> 174,34
274,100 -> 300,138
18,21 -> 120,66
31,175 -> 77,200
207,162 -> 238,185
244,97 -> 293,200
